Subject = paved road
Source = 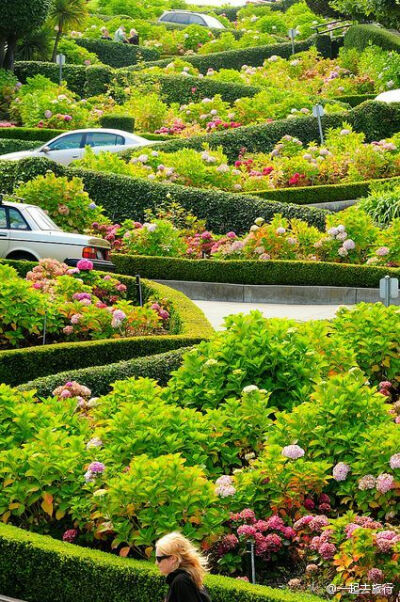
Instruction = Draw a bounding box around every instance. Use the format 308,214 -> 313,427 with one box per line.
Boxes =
193,300 -> 351,330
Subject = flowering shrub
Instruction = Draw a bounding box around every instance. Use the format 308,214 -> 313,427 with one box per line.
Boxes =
58,38 -> 100,66
13,173 -> 107,233
0,259 -> 167,349
0,69 -> 18,118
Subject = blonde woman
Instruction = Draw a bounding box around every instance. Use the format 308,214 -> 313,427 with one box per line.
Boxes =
155,532 -> 212,602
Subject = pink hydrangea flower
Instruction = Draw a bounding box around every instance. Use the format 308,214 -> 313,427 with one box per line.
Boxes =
239,508 -> 256,523
282,445 -> 305,459
237,525 -> 257,538
376,246 -> 389,256
376,473 -> 394,493
293,515 -> 314,530
215,475 -> 236,498
333,462 -> 350,481
367,568 -> 384,583
88,461 -> 105,473
62,529 -> 78,543
266,515 -> 285,531
309,515 -> 329,532
76,259 -> 93,271
389,453 -> 400,469
358,474 -> 376,490
319,542 -> 336,559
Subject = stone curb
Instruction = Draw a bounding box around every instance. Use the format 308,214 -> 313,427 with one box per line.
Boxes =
155,280 -> 400,306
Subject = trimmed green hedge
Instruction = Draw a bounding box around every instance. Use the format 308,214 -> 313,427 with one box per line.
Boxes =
14,62 -> 114,97
132,37 -> 318,74
332,93 -> 376,107
0,127 -> 64,141
76,38 -> 160,68
0,157 -> 328,232
159,21 -> 244,40
245,176 -> 400,205
124,72 -> 259,104
19,347 -> 188,396
0,262 -> 213,386
0,523 -> 325,602
0,138 -> 41,154
344,24 -> 400,52
99,113 -> 135,132
112,254 -> 400,288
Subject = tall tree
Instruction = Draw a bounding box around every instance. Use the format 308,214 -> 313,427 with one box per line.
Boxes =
49,0 -> 88,62
0,0 -> 51,70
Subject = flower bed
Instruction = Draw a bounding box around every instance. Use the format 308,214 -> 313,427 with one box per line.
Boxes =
77,126 -> 400,195
0,259 -> 213,385
0,305 -> 398,596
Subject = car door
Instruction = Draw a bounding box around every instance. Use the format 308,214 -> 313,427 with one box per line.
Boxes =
84,132 -> 126,157
44,132 -> 85,165
0,206 -> 9,257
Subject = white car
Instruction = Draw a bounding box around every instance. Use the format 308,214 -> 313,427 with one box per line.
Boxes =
158,10 -> 225,29
0,128 -> 155,166
375,89 -> 400,103
0,199 -> 114,271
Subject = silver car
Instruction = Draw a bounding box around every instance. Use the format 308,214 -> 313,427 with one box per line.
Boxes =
0,199 -> 113,271
0,128 -> 155,166
158,10 -> 226,29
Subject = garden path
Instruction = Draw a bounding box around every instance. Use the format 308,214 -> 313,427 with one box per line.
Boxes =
193,300 -> 351,329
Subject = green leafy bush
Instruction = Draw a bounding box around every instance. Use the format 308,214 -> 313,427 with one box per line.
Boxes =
358,180 -> 400,226
13,172 -> 106,232
99,113 -> 135,132
344,24 -> 400,53
75,38 -> 160,68
58,38 -> 100,66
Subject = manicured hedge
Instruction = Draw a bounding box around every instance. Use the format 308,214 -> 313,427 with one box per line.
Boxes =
76,38 -> 160,68
332,93 -> 376,107
19,347 -> 188,396
0,157 -> 328,232
132,37 -> 318,74
124,72 -> 259,104
0,523 -> 326,602
0,127 -> 64,141
344,24 -> 400,53
14,62 -> 114,97
245,175 -> 400,205
0,261 -> 213,386
0,138 -> 41,154
112,254 -> 400,288
99,113 -> 135,132
351,100 -> 400,142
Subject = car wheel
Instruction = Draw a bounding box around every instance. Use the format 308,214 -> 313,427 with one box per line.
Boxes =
6,251 -> 37,261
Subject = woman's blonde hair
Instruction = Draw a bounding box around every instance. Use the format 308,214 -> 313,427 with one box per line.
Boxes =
156,531 -> 208,589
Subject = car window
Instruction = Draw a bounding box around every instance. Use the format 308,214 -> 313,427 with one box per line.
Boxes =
0,207 -> 6,228
26,207 -> 61,231
85,133 -> 124,147
8,208 -> 30,230
48,133 -> 83,151
161,13 -> 175,22
189,14 -> 205,25
204,15 -> 224,28
174,13 -> 190,24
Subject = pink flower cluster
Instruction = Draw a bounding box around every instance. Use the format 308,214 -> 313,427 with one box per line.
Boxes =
375,530 -> 400,553
215,475 -> 236,498
309,529 -> 336,559
282,444 -> 305,459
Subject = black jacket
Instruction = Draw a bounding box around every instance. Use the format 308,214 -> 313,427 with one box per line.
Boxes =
165,569 -> 211,602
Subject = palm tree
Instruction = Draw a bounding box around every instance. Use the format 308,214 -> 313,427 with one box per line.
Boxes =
49,0 -> 88,62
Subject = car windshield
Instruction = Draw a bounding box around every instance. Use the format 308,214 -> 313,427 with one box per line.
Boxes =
26,206 -> 62,231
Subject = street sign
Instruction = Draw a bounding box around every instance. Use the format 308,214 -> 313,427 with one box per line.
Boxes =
380,276 -> 399,306
313,104 -> 325,144
56,53 -> 65,66
288,28 -> 298,54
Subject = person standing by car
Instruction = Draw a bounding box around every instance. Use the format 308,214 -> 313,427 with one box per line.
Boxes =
114,25 -> 127,43
155,532 -> 212,602
128,28 -> 139,45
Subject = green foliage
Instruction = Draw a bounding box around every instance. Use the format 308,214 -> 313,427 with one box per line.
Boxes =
75,38 -> 160,68
332,303 -> 400,383
163,311 -> 350,412
0,138 -> 40,154
358,180 -> 400,226
58,38 -> 100,66
13,172 -> 106,232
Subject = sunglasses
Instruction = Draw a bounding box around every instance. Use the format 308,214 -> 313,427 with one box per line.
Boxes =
156,554 -> 171,563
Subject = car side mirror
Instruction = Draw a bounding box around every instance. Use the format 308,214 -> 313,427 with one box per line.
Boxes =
41,146 -> 50,153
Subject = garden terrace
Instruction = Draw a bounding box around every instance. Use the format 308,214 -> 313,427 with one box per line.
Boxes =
0,523 -> 326,602
0,157 -> 328,233
111,256 -> 400,289
0,260 -> 213,385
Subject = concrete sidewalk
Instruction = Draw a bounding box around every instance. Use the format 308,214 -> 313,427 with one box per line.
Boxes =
193,300 -> 350,330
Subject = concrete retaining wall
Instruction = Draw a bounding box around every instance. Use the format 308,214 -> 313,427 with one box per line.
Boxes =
155,280 -> 400,305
